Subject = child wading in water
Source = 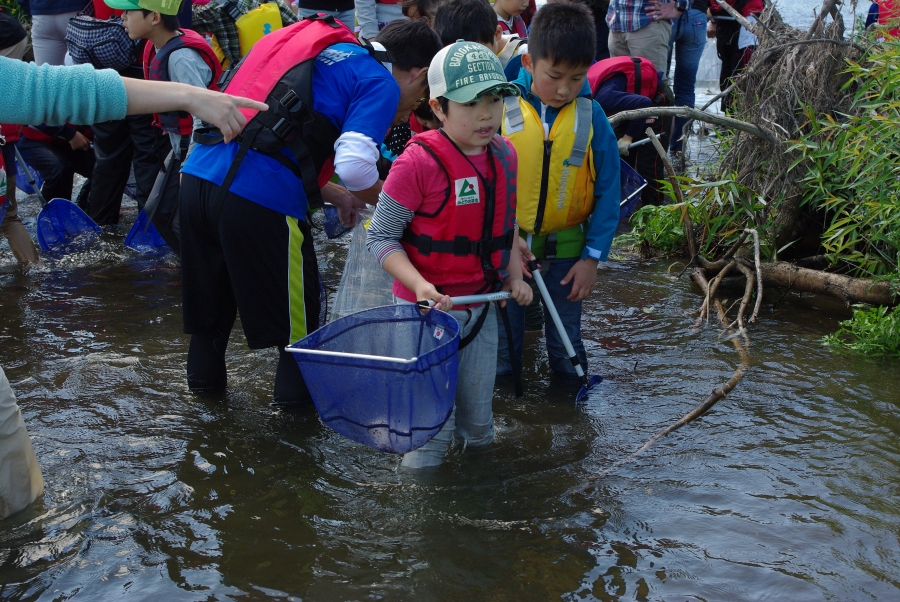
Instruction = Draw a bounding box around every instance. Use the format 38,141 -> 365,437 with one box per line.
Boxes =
497,2 -> 620,382
105,0 -> 221,254
367,42 -> 532,468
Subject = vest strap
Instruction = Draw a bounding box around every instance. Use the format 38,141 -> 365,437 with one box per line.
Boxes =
401,229 -> 515,257
568,97 -> 592,167
504,96 -> 524,134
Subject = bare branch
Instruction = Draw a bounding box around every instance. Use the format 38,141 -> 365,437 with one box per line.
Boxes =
608,107 -> 772,140
645,127 -> 698,258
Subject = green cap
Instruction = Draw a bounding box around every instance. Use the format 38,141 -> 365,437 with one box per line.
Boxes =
428,41 -> 519,103
104,0 -> 182,15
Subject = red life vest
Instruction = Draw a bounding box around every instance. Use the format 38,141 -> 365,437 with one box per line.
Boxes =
397,129 -> 517,302
709,0 -> 764,17
143,29 -> 222,136
588,56 -> 659,100
498,15 -> 528,38
196,14 -> 386,211
878,0 -> 900,38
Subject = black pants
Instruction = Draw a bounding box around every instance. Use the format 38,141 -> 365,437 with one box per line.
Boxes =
16,138 -> 95,203
180,174 -> 321,403
88,114 -> 169,225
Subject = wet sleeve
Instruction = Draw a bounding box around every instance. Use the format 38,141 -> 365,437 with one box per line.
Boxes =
1,57 -> 127,126
583,101 -> 621,262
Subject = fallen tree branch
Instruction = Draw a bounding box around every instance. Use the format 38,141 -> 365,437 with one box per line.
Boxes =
744,229 -> 763,322
733,261 -> 756,332
701,261 -> 900,307
645,127 -> 698,258
763,38 -> 867,55
608,107 -> 771,140
714,0 -> 772,37
804,0 -> 841,41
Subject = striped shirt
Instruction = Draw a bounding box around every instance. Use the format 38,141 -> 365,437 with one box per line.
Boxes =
606,0 -> 679,33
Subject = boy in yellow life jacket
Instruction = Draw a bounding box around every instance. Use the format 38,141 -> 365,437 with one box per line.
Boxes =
497,2 -> 620,379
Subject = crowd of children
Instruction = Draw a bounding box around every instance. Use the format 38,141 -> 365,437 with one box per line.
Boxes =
16,0 -> 821,472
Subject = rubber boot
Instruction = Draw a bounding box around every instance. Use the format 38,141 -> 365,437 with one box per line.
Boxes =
272,347 -> 314,407
186,330 -> 231,393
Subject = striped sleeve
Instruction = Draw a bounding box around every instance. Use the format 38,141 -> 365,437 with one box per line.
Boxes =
366,191 -> 415,265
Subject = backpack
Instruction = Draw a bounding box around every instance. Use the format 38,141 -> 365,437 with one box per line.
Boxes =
65,1 -> 139,71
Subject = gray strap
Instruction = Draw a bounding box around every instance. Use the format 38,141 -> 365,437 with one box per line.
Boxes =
568,97 -> 592,167
504,96 -> 524,134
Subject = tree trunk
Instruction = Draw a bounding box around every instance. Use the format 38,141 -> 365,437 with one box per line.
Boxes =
704,260 -> 899,306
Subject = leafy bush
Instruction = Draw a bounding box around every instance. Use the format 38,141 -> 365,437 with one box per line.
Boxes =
788,44 -> 900,279
823,304 -> 900,357
629,204 -> 686,253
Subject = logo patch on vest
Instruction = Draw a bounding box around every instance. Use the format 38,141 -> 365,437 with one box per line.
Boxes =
454,178 -> 480,205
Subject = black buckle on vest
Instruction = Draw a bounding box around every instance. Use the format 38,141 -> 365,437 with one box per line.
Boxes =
416,233 -> 433,256
455,236 -> 474,257
218,67 -> 235,89
272,118 -> 296,140
280,89 -> 300,111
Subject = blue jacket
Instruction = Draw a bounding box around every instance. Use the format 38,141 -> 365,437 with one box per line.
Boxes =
0,57 -> 127,126
17,0 -> 86,16
510,68 -> 621,262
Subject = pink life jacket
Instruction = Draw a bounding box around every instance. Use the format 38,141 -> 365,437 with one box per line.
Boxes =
194,14 -> 379,210
143,29 -> 222,135
878,0 -> 900,38
397,129 -> 517,302
588,55 -> 659,100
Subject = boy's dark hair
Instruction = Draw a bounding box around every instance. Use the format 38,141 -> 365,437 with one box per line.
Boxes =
402,0 -> 438,21
436,96 -> 451,115
528,2 -> 596,68
374,20 -> 443,71
433,0 -> 497,47
140,9 -> 181,32
415,96 -> 438,122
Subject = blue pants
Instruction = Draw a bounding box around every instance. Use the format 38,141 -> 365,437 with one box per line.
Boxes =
496,257 -> 587,377
667,8 -> 708,153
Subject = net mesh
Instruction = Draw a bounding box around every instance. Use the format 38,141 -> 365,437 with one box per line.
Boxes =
329,209 -> 395,322
125,210 -> 169,254
619,159 -> 647,222
289,304 -> 461,454
36,199 -> 101,254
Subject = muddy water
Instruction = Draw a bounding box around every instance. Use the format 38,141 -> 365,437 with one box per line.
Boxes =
2,5 -> 898,599
2,202 -> 899,599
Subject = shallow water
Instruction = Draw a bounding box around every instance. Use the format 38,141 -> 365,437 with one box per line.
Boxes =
2,189 -> 899,600
3,4 -> 898,599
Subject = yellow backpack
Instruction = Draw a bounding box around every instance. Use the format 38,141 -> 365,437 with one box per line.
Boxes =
211,1 -> 283,70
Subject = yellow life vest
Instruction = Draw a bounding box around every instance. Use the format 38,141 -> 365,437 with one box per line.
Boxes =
502,95 -> 596,236
236,1 -> 282,57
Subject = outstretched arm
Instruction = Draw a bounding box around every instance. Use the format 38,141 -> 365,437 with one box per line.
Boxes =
122,79 -> 268,143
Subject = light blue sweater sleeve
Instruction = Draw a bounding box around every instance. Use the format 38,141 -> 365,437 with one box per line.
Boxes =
582,99 -> 621,262
0,57 -> 128,127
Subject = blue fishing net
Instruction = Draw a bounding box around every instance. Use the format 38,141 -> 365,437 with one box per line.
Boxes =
0,198 -> 8,226
125,210 -> 169,255
36,198 -> 102,255
16,160 -> 43,194
619,159 -> 647,222
289,304 -> 461,454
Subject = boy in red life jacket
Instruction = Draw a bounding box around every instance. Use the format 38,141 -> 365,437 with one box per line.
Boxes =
494,0 -> 529,37
105,0 -> 222,253
366,42 -> 532,468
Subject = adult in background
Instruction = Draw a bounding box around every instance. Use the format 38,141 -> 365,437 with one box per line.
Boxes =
191,0 -> 298,69
16,0 -> 84,66
178,19 -> 441,404
356,0 -> 405,41
648,0 -> 707,155
606,0 -> 685,79
295,0 -> 355,28
707,0 -> 762,112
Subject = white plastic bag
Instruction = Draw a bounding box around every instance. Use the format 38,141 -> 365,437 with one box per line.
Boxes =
328,209 -> 395,322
